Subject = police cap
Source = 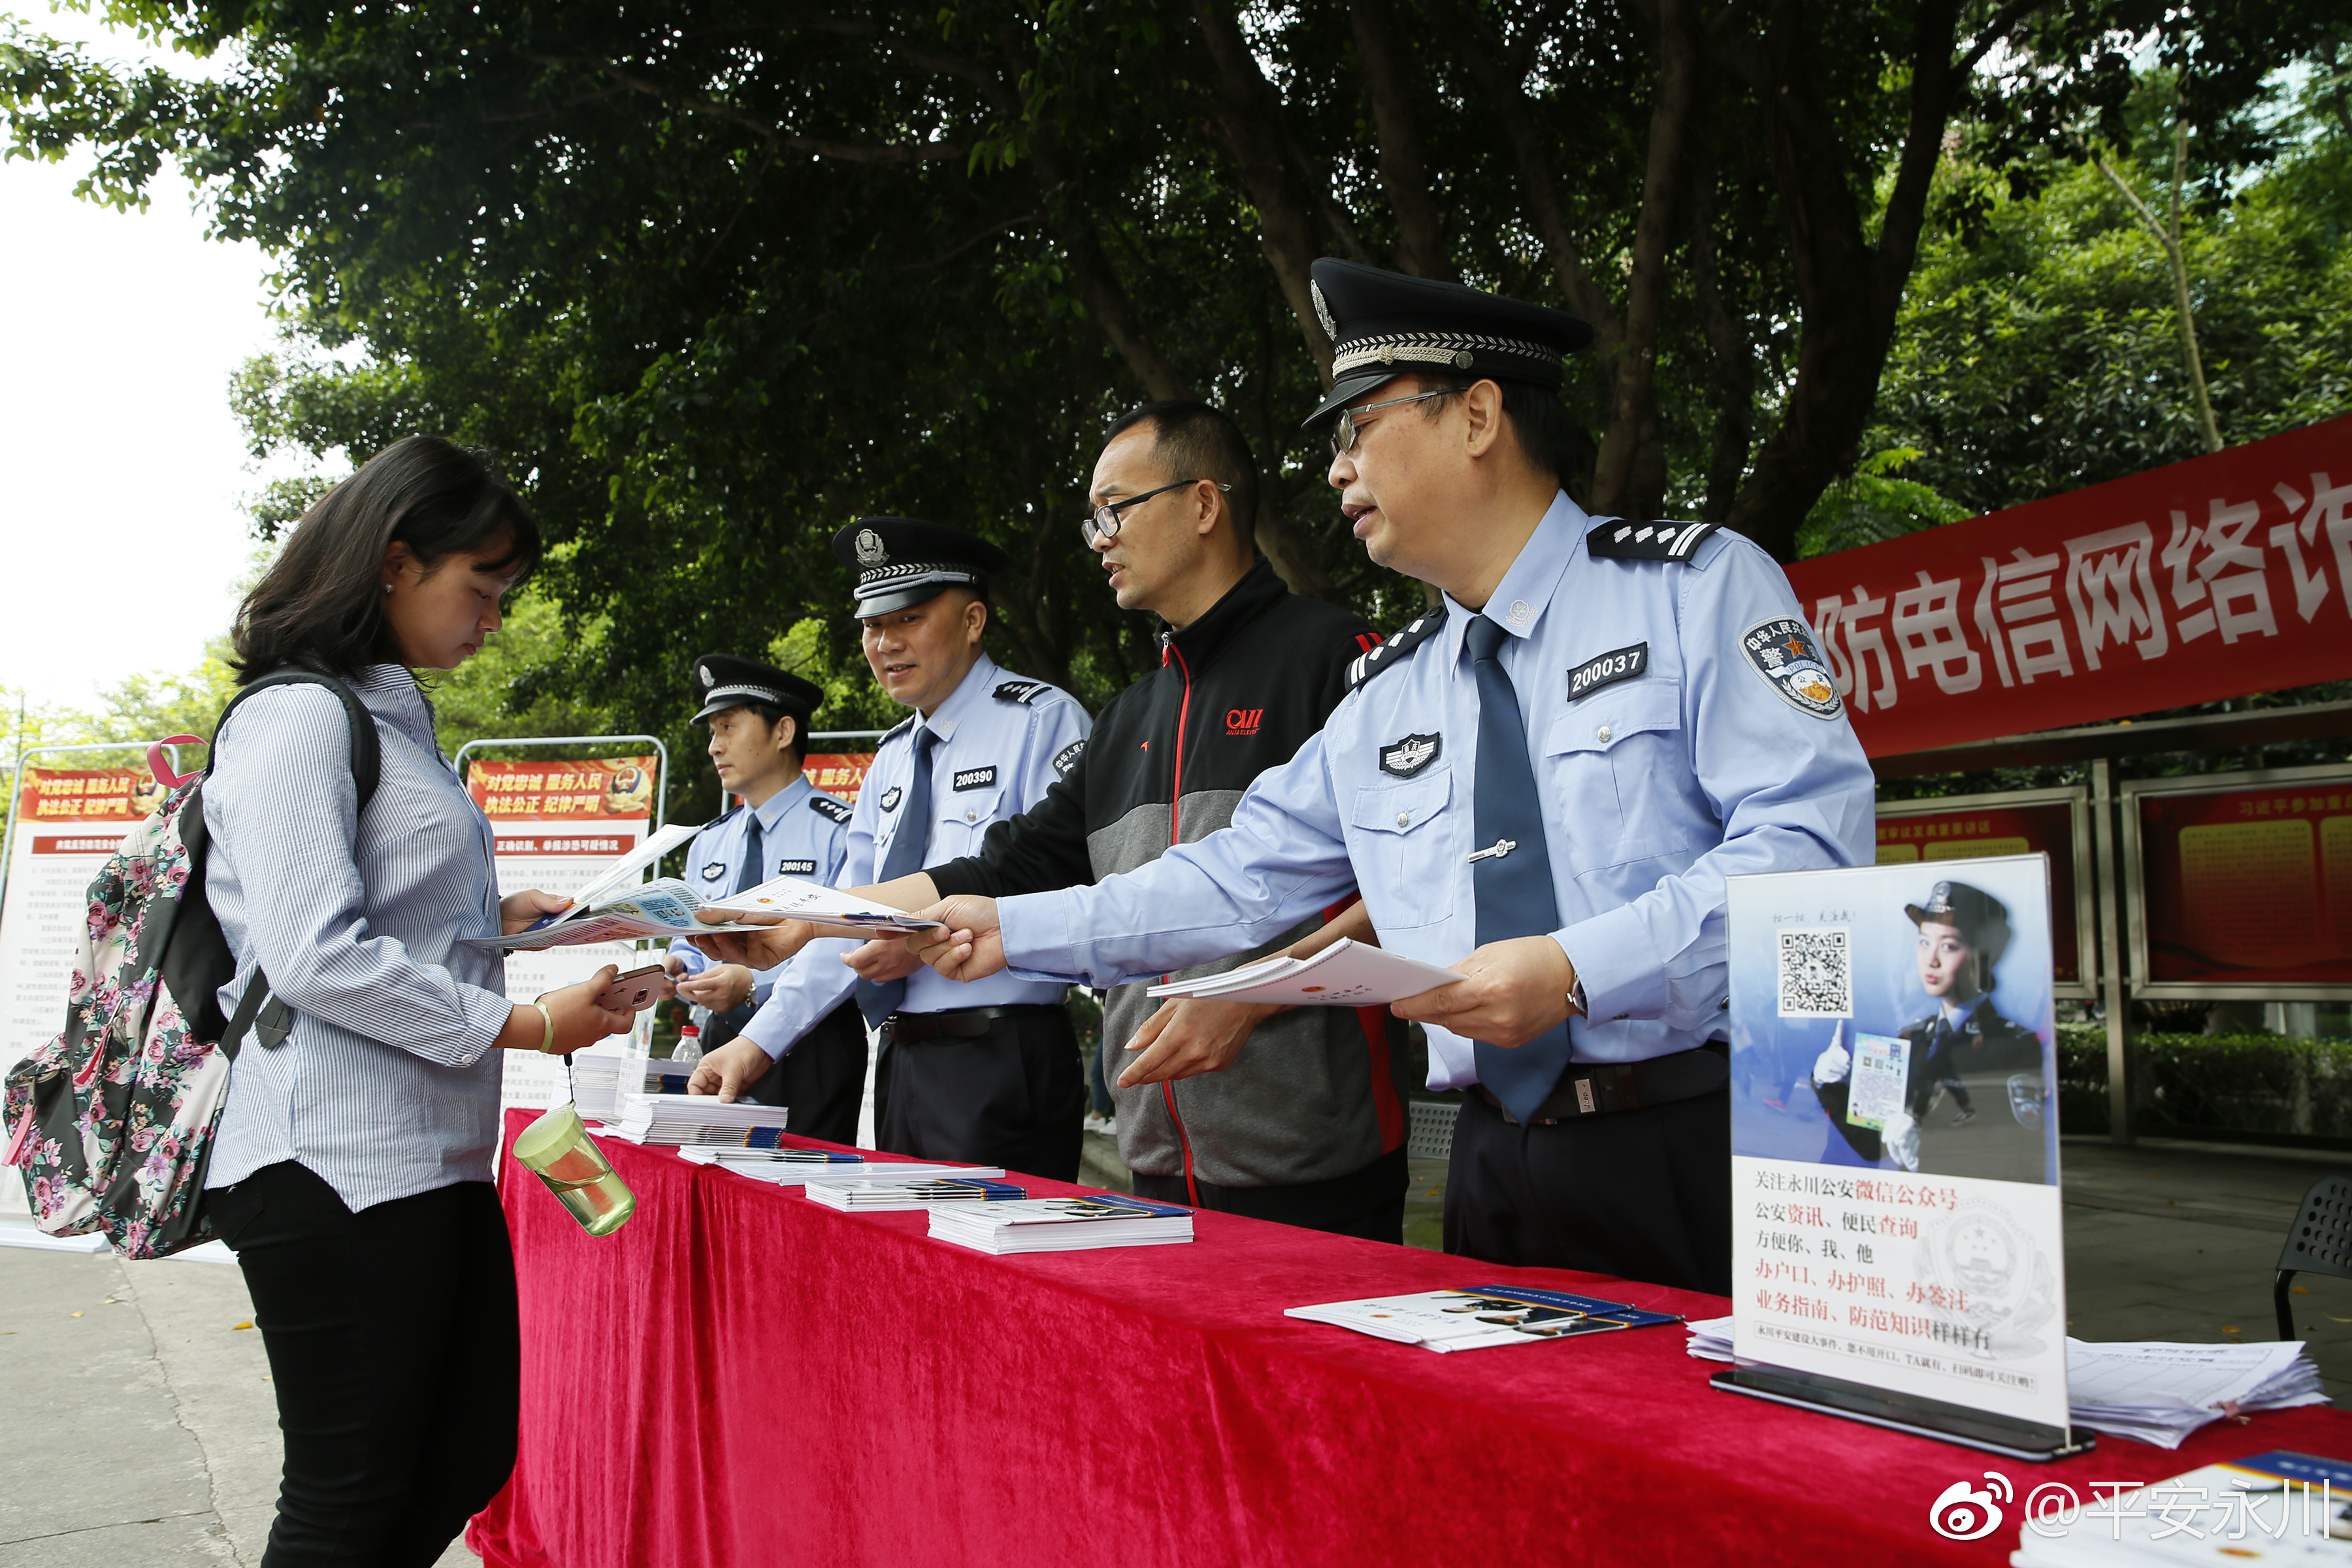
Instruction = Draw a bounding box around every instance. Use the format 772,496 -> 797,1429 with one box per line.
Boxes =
690,653 -> 823,725
832,517 -> 1011,619
1904,879 -> 2012,962
1301,257 -> 1595,427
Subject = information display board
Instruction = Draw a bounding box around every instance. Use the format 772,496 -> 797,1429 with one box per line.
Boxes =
1722,855 -> 2078,1459
1875,788 -> 2093,998
466,757 -> 659,1113
0,766 -> 155,1215
802,753 -> 876,806
2122,762 -> 2352,1000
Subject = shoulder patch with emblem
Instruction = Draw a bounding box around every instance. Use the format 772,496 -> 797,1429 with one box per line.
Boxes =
952,765 -> 997,792
1347,611 -> 1445,691
1379,733 -> 1441,777
994,680 -> 1051,705
1586,517 -> 1719,562
776,858 -> 818,876
1739,616 -> 1844,719
1051,739 -> 1085,777
1567,642 -> 1649,702
807,794 -> 853,825
878,784 -> 905,813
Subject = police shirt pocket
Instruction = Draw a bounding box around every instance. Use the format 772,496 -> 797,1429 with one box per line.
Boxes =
939,785 -> 1002,851
1544,683 -> 1694,862
1345,770 -> 1455,930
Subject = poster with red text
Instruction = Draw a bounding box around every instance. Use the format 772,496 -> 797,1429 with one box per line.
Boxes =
466,758 -> 657,1113
802,753 -> 875,806
2129,773 -> 2352,990
0,768 -> 154,1214
1784,417 -> 2352,757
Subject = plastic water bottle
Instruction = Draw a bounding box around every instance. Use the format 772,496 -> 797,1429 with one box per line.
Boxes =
672,1018 -> 704,1066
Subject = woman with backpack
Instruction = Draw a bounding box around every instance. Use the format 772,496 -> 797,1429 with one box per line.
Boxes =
201,435 -> 638,1568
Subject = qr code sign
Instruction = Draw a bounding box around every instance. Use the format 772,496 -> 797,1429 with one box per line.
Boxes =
1777,926 -> 1852,1018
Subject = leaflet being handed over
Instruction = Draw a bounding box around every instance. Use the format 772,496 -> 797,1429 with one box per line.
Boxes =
464,870 -> 942,953
1144,938 -> 1463,1007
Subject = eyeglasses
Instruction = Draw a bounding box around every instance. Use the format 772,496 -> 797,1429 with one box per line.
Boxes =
1081,478 -> 1230,547
1327,386 -> 1461,457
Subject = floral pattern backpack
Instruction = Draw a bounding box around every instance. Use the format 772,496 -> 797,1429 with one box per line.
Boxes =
2,671 -> 379,1258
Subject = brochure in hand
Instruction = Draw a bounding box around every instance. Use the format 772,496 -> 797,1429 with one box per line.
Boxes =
928,1195 -> 1195,1254
463,866 -> 947,953
1286,1286 -> 1682,1352
2010,1450 -> 2352,1566
1144,938 -> 1463,1007
804,1179 -> 1028,1212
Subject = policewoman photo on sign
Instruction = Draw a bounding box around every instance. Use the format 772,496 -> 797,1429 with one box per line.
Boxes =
903,257 -> 1876,1296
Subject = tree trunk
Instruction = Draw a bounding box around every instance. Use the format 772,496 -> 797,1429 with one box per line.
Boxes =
1348,0 -> 1454,280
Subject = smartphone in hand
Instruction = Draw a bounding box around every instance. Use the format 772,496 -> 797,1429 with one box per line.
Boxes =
596,964 -> 671,1013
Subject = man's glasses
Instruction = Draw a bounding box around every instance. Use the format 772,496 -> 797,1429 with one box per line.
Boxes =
1081,478 -> 1230,547
1327,386 -> 1461,457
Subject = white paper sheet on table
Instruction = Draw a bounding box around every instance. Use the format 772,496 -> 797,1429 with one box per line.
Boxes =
1143,939 -> 1463,1006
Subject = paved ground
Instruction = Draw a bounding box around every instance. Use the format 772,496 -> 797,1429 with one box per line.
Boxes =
7,1130 -> 2349,1560
0,1236 -> 476,1568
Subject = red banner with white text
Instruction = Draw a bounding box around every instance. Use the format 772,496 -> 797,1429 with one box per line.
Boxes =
1782,416 -> 2352,758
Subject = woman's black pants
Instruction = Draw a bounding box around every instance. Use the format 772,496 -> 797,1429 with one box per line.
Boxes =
209,1160 -> 520,1568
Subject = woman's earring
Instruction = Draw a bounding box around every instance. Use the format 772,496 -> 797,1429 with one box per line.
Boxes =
382,583 -> 394,595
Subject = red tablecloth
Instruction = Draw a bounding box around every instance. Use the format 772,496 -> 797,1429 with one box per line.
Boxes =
471,1111 -> 2352,1567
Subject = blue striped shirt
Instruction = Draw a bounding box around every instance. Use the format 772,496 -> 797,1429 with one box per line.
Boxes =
201,664 -> 515,1212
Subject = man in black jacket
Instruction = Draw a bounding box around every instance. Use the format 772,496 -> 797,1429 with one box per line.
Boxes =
872,402 -> 1414,1239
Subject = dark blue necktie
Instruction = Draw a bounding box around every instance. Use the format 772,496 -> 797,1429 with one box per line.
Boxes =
733,809 -> 766,896
1465,615 -> 1576,1122
856,727 -> 935,1028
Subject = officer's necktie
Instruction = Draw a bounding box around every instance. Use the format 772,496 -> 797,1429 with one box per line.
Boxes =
855,726 -> 936,1028
733,809 -> 766,896
1465,614 -> 1576,1123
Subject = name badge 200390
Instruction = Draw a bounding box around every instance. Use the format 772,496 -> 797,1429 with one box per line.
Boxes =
1567,642 -> 1647,701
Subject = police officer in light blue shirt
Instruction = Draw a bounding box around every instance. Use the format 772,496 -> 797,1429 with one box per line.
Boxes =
906,261 -> 1876,1292
664,653 -> 866,1141
687,519 -> 1093,1181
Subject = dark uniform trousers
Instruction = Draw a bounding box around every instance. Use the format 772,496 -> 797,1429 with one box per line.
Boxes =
1443,1086 -> 1733,1296
1133,1146 -> 1410,1243
739,1000 -> 868,1148
875,1005 -> 1085,1183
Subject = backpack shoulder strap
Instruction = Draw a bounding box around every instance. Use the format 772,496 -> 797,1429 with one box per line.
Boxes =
210,670 -> 383,811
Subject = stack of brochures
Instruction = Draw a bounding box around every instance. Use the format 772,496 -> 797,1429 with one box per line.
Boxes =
606,1092 -> 789,1147
1684,1320 -> 2328,1448
2011,1450 -> 2352,1565
1288,1286 -> 1682,1352
678,1146 -> 1007,1184
928,1196 -> 1195,1254
805,1179 -> 1027,1212
1143,938 -> 1464,1007
572,1052 -> 695,1122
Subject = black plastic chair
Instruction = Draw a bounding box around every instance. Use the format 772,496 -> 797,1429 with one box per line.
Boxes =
2275,1174 -> 2352,1339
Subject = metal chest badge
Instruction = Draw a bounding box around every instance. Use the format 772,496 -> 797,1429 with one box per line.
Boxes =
1740,617 -> 1843,719
1379,733 -> 1441,777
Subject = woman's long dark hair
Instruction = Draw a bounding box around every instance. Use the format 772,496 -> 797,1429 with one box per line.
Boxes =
231,436 -> 541,681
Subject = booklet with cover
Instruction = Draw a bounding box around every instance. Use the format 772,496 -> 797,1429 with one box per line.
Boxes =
1286,1286 -> 1683,1352
805,1179 -> 1028,1211
1144,939 -> 1463,1007
928,1195 -> 1195,1254
2011,1449 -> 2352,1566
678,1146 -> 1008,1184
464,870 -> 949,953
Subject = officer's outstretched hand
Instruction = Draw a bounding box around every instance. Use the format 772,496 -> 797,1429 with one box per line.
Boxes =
687,1037 -> 774,1103
909,896 -> 1005,983
688,910 -> 816,969
1392,935 -> 1577,1048
1118,998 -> 1281,1088
841,936 -> 923,985
1812,1041 -> 1852,1085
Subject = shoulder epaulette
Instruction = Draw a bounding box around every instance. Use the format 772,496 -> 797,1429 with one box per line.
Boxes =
806,794 -> 853,825
994,679 -> 1055,706
880,713 -> 918,745
703,802 -> 743,831
1585,517 -> 1720,562
1347,610 -> 1445,691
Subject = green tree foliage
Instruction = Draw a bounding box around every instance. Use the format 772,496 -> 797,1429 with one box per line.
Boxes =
3,1 -> 2346,828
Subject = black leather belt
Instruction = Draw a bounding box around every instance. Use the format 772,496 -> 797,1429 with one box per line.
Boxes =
884,1004 -> 1064,1043
1478,1043 -> 1729,1126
